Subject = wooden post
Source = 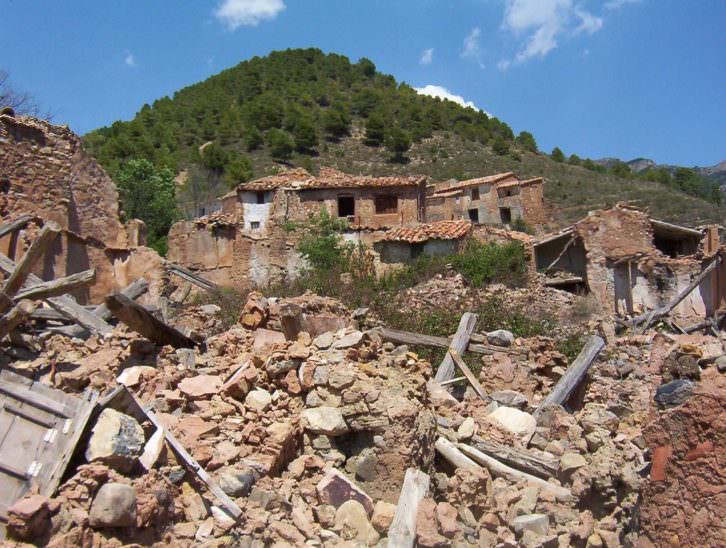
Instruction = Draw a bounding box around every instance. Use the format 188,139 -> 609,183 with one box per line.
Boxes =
448,349 -> 489,401
0,215 -> 33,239
0,300 -> 37,339
434,312 -> 478,383
14,269 -> 95,301
457,442 -> 573,501
387,468 -> 430,548
106,293 -> 197,348
435,437 -> 481,471
533,335 -> 605,419
0,221 -> 60,313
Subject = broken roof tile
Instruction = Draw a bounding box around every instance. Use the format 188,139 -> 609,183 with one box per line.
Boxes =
238,167 -> 426,192
382,220 -> 472,243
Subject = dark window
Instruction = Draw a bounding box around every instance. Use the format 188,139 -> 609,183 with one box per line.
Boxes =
500,207 -> 512,224
250,221 -> 260,230
338,196 -> 355,217
0,179 -> 10,194
468,208 -> 479,223
256,192 -> 266,204
375,195 -> 398,214
471,188 -> 480,201
199,207 -> 206,217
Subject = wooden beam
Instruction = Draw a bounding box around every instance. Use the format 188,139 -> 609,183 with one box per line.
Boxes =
434,313 -> 478,384
457,442 -> 573,501
533,335 -> 605,419
0,299 -> 36,339
168,264 -> 218,292
470,436 -> 558,478
439,376 -> 466,386
631,254 -> 723,331
105,293 -> 197,348
0,221 -> 60,313
379,326 -> 525,356
387,468 -> 430,548
0,215 -> 33,239
435,437 -> 481,471
543,235 -> 576,273
448,349 -> 489,402
14,269 -> 95,302
0,253 -> 113,336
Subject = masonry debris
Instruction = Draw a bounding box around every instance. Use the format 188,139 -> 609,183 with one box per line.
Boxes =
1,114 -> 724,547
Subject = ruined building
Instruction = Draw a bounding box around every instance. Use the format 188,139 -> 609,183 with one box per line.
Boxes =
168,168 -> 428,287
0,113 -> 163,303
533,204 -> 724,321
426,172 -> 546,227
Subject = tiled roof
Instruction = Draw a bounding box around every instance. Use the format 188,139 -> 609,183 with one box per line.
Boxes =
434,172 -> 516,194
382,220 -> 472,243
238,167 -> 426,192
520,177 -> 544,186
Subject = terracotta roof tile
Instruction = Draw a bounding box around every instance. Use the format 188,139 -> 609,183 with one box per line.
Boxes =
520,177 -> 544,186
382,220 -> 472,243
434,172 -> 517,194
238,167 -> 426,192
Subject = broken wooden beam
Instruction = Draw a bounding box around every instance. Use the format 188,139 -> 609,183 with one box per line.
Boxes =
0,300 -> 36,339
448,349 -> 489,401
387,468 -> 430,548
105,293 -> 197,348
435,436 -> 481,471
0,254 -> 113,337
0,215 -> 33,239
435,313 -> 478,384
379,326 -> 525,356
470,436 -> 559,478
0,221 -> 60,313
14,269 -> 95,302
168,264 -> 218,292
457,442 -> 573,501
533,335 -> 605,419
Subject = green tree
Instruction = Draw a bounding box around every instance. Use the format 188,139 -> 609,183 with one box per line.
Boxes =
224,153 -> 253,188
298,210 -> 349,270
385,126 -> 411,162
551,147 -> 565,163
244,126 -> 263,151
292,117 -> 318,153
568,154 -> 581,166
199,143 -> 227,174
322,109 -> 350,139
267,129 -> 294,160
115,159 -> 178,255
492,137 -> 510,156
609,161 -> 632,179
515,131 -> 537,153
364,114 -> 386,146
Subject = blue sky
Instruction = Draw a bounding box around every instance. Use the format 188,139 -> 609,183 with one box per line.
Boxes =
1,0 -> 724,166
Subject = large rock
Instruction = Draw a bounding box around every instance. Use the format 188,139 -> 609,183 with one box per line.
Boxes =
371,501 -> 396,533
89,483 -> 137,528
218,467 -> 258,497
316,469 -> 374,514
580,405 -> 620,434
560,453 -> 588,475
511,513 -> 550,536
334,331 -> 365,349
245,388 -> 272,412
116,365 -> 156,388
487,329 -> 515,347
488,406 -> 536,440
178,374 -> 223,399
416,498 -> 448,547
240,291 -> 269,329
302,407 -> 349,436
334,500 -> 380,545
85,409 -> 144,473
7,495 -> 50,541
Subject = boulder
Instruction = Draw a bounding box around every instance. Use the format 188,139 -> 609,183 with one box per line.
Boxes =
218,467 -> 259,497
488,406 -> 537,440
490,389 -> 529,409
654,379 -> 696,409
371,501 -> 396,533
245,388 -> 272,413
580,405 -> 620,434
85,409 -> 144,473
334,331 -> 365,349
178,374 -> 223,399
7,495 -> 50,541
313,331 -> 334,349
334,500 -> 380,545
253,328 -> 285,353
240,291 -> 269,329
89,483 -> 137,528
487,329 -> 515,347
302,406 -> 349,436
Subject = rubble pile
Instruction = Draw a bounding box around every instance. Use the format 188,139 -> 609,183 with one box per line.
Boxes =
1,287 -> 724,547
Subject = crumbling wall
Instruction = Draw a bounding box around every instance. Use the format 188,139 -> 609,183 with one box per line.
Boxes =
0,114 -> 163,303
519,181 -> 546,225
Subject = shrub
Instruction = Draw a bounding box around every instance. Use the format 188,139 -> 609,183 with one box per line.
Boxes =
450,240 -> 527,287
297,210 -> 349,270
511,217 -> 534,234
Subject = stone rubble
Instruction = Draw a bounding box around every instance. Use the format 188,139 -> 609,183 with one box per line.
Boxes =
1,288 -> 724,547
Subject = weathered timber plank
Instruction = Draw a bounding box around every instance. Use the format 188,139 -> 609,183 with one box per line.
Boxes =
0,300 -> 36,339
435,437 -> 481,471
448,349 -> 489,401
0,215 -> 33,239
379,327 -> 524,356
106,293 -> 197,348
435,313 -> 478,383
14,269 -> 95,302
387,469 -> 430,548
168,264 -> 218,292
533,335 -> 605,419
470,436 -> 558,478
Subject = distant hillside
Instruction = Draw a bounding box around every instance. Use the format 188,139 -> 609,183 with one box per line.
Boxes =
83,48 -> 726,229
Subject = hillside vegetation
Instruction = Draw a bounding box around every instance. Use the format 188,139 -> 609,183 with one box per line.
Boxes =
84,48 -> 726,230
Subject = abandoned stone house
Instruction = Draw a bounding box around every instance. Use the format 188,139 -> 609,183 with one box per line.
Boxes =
426,172 -> 546,227
0,113 -> 164,304
167,167 -> 428,287
374,220 -> 472,267
533,204 -> 725,322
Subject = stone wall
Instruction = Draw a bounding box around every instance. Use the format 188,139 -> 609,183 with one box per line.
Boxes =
0,114 -> 164,304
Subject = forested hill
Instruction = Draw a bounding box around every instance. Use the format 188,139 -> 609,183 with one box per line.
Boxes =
83,48 -> 725,231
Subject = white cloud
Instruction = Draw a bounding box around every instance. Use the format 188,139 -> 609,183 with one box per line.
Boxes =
461,28 -> 486,68
124,52 -> 136,67
415,85 -> 491,116
498,0 -> 605,67
419,48 -> 434,66
214,0 -> 285,30
604,0 -> 640,10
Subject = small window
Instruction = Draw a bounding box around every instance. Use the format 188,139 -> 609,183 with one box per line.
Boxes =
199,207 -> 206,217
256,192 -> 266,204
338,196 -> 355,217
500,207 -> 512,224
375,195 -> 398,214
250,221 -> 260,230
471,188 -> 480,201
468,208 -> 479,223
